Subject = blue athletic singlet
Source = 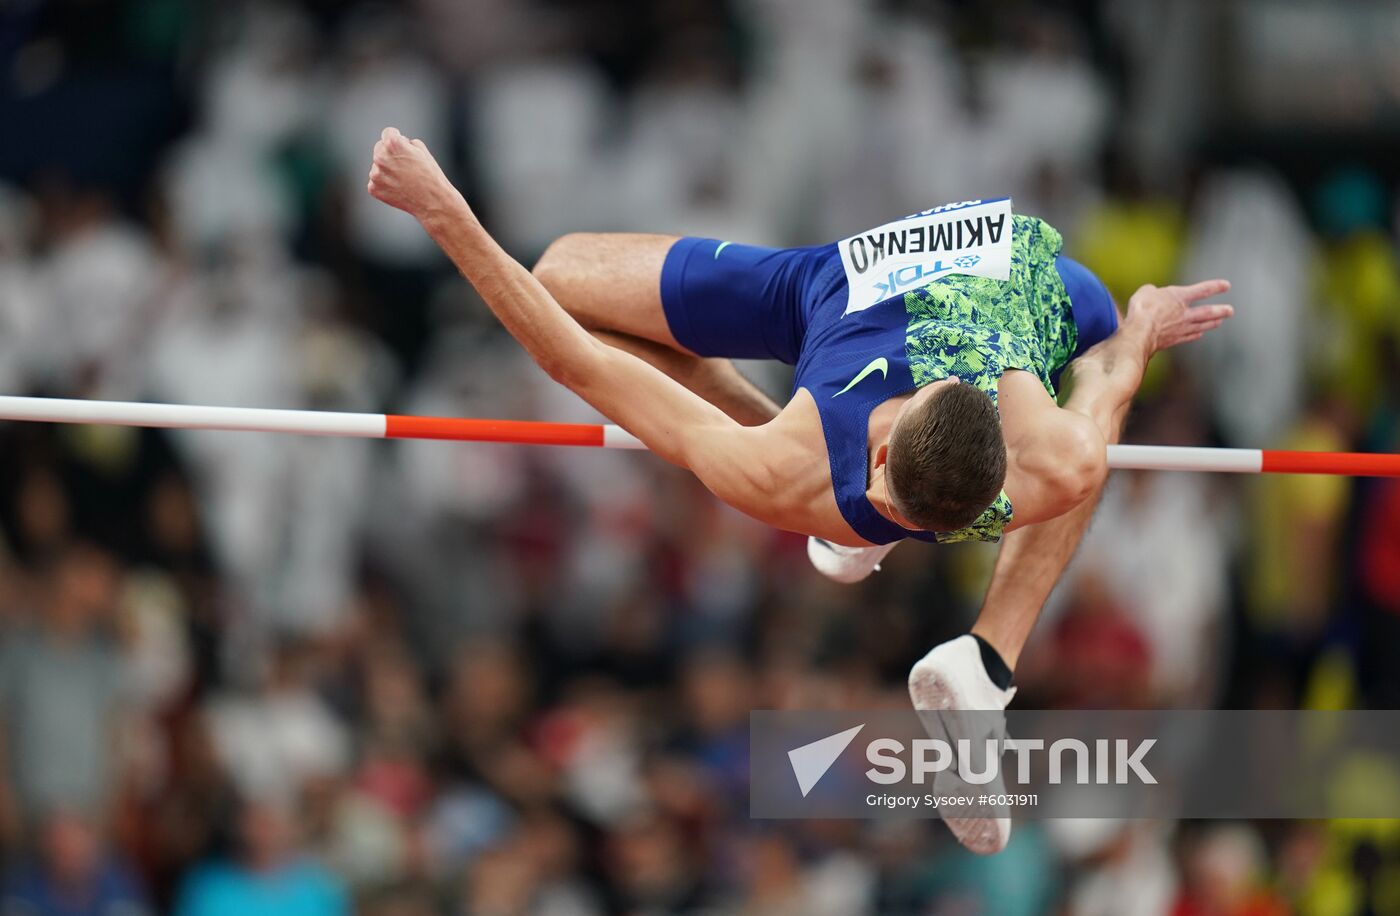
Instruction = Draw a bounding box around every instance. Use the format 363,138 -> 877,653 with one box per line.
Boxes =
658,201 -> 1117,545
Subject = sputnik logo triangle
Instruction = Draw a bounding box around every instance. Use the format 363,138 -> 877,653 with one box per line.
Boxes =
787,724 -> 865,797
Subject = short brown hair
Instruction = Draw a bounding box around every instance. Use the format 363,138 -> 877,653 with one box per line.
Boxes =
886,383 -> 1007,532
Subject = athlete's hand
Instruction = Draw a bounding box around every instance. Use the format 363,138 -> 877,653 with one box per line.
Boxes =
1124,280 -> 1233,353
367,127 -> 464,222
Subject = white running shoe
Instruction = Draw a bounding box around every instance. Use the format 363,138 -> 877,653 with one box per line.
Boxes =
908,634 -> 1017,855
807,537 -> 897,584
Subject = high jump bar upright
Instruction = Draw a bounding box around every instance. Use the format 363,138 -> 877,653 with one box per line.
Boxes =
0,395 -> 1396,477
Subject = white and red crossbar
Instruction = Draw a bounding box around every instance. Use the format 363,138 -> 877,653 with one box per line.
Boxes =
0,395 -> 1396,477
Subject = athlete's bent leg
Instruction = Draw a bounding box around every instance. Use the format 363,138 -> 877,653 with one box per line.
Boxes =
534,233 -> 780,425
533,233 -> 684,348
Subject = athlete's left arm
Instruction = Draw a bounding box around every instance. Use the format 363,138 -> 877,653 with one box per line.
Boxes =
1001,280 -> 1234,527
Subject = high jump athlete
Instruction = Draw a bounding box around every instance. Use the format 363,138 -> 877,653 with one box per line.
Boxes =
365,127 -> 1233,853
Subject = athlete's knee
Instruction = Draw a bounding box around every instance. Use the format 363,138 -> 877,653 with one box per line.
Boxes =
537,235 -> 604,318
532,235 -> 589,317
533,233 -> 593,285
531,236 -> 565,281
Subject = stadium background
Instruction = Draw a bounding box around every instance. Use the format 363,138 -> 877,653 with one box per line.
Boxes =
1,0 -> 1399,913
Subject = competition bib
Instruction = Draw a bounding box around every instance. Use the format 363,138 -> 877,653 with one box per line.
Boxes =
838,198 -> 1014,316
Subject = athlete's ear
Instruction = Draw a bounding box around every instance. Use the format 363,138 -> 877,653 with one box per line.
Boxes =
872,441 -> 890,470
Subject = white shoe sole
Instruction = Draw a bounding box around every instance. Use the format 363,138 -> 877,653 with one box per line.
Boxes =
909,653 -> 1013,855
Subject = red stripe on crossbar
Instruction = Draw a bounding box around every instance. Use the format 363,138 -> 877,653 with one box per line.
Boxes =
1261,450 -> 1400,477
384,415 -> 606,446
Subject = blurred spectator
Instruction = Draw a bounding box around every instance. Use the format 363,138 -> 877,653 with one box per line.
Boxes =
1049,819 -> 1177,916
611,26 -> 759,242
1170,824 -> 1289,916
163,4 -> 319,252
1,809 -> 151,916
1243,403 -> 1353,701
1181,169 -> 1313,449
173,796 -> 348,916
1036,572 -> 1153,708
0,544 -> 128,827
0,187 -> 46,393
1313,168 -> 1400,421
325,6 -> 451,371
455,809 -> 602,916
140,713 -> 239,910
1047,467 -> 1230,705
911,822 -> 1059,916
472,48 -> 612,252
734,831 -> 876,916
204,638 -> 350,804
603,813 -> 704,913
144,243 -> 301,621
301,774 -> 408,894
31,182 -> 162,395
1071,154 -> 1186,305
676,648 -> 752,801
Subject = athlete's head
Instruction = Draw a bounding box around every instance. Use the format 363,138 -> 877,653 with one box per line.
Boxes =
884,378 -> 1007,531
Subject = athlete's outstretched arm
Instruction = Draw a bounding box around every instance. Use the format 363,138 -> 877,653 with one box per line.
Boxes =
366,127 -> 787,519
972,280 -> 1233,668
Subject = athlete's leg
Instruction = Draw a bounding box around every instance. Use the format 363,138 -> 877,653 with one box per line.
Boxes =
533,233 -> 683,347
534,233 -> 780,425
593,329 -> 780,426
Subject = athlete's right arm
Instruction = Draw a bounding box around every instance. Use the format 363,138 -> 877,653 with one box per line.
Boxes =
365,128 -> 790,523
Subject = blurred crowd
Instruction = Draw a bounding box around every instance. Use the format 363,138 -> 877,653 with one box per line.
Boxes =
0,0 -> 1399,914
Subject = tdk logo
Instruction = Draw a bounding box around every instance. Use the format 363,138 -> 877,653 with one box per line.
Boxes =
787,726 -> 1156,795
869,260 -> 957,300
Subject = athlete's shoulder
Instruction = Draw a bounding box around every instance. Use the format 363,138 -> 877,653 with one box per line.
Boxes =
1002,402 -> 1106,529
766,390 -> 828,466
749,391 -> 839,506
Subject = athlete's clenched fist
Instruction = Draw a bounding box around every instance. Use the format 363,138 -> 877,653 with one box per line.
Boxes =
366,126 -> 463,222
